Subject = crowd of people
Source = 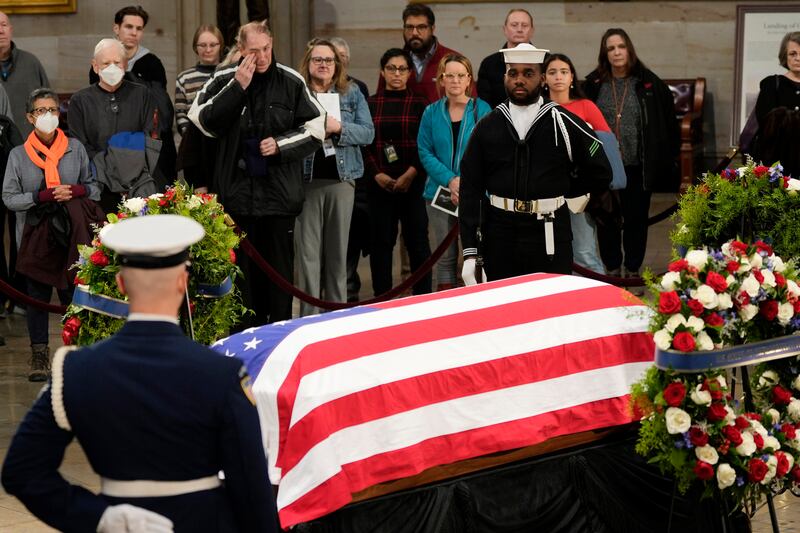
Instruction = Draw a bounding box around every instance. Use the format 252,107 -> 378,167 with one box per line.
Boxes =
0,3 -> 797,378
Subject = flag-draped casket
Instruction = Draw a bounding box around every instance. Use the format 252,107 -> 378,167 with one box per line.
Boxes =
212,273 -> 654,528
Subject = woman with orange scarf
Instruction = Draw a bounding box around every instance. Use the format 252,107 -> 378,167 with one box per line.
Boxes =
2,88 -> 99,382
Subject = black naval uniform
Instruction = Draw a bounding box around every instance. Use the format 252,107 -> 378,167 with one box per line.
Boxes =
1,320 -> 278,533
459,98 -> 612,280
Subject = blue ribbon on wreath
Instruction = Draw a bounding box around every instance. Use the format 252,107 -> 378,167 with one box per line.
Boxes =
72,285 -> 129,319
655,334 -> 800,372
196,276 -> 233,298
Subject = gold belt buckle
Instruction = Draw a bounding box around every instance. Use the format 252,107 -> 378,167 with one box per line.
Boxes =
514,199 -> 533,213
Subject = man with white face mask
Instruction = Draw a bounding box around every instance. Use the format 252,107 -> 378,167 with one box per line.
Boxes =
68,38 -> 156,212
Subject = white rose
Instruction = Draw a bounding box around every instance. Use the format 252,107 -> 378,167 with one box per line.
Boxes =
716,375 -> 728,390
717,463 -> 736,489
686,250 -> 709,270
764,436 -> 781,451
772,255 -> 786,273
788,280 -> 800,299
737,259 -> 752,274
750,420 -> 768,438
726,274 -> 736,286
686,316 -> 705,333
788,398 -> 800,422
736,431 -> 757,456
665,314 -> 687,333
761,269 -> 776,288
665,407 -> 692,434
690,384 -> 712,406
696,331 -> 714,351
759,370 -> 780,388
721,242 -> 733,258
660,271 -> 681,291
148,193 -> 164,199
717,293 -> 733,310
740,304 -> 758,322
695,444 -> 719,465
762,455 -> 779,484
789,437 -> 800,451
187,195 -> 202,210
724,405 -> 736,424
787,453 -> 795,471
750,253 -> 763,269
787,178 -> 800,191
693,285 -> 719,309
741,274 -> 760,297
793,376 -> 800,391
653,329 -> 672,350
766,408 -> 781,425
123,197 -> 146,213
778,302 -> 795,326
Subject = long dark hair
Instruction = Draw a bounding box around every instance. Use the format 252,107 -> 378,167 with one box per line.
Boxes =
596,28 -> 645,80
542,53 -> 586,100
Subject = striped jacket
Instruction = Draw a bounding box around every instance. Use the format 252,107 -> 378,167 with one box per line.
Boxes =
174,63 -> 216,133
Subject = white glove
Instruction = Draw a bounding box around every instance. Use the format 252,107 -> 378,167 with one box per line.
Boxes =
97,504 -> 174,533
462,257 -> 478,286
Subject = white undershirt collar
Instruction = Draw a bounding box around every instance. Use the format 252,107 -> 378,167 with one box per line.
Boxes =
508,96 -> 543,139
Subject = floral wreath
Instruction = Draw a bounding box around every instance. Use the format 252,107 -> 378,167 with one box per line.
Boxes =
62,183 -> 249,346
632,240 -> 800,509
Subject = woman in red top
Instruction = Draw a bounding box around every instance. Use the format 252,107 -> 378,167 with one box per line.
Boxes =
543,53 -> 624,275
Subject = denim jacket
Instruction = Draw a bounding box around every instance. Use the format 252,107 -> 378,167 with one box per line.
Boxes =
417,96 -> 491,201
303,83 -> 374,181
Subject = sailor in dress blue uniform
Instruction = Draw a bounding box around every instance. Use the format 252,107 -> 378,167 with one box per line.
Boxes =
1,215 -> 279,533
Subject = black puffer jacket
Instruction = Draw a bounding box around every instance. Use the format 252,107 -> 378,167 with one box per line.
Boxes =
583,64 -> 679,192
190,59 -> 324,217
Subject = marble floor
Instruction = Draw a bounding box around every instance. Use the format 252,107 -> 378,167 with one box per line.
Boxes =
0,193 -> 796,531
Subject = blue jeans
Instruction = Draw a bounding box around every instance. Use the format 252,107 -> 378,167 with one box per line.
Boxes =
570,211 -> 605,274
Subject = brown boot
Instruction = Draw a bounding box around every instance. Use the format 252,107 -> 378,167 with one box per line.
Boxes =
28,344 -> 50,382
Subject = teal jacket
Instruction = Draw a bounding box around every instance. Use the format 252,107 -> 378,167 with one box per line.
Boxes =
417,97 -> 491,201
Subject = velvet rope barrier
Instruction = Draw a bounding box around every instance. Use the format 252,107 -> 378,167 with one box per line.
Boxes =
239,222 -> 460,310
0,277 -> 68,314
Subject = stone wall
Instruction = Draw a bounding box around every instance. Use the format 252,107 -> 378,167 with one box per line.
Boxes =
314,1 -> 747,165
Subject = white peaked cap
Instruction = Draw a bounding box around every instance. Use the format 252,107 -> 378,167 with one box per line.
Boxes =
500,43 -> 549,65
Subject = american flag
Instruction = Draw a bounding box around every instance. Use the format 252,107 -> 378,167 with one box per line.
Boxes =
212,273 -> 654,528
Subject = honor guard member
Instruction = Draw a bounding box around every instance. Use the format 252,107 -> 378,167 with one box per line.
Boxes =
459,44 -> 613,283
2,215 -> 279,533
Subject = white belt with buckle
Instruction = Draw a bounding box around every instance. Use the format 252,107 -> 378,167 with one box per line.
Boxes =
488,195 -> 568,255
101,475 -> 222,498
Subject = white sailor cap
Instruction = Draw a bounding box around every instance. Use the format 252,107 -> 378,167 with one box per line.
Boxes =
99,214 -> 205,269
500,43 -> 549,65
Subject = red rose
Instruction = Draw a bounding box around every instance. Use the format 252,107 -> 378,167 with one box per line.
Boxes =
159,199 -> 168,207
73,274 -> 86,286
726,260 -> 740,273
689,426 -> 709,447
784,176 -> 791,189
777,452 -> 791,478
165,188 -> 176,200
749,458 -> 769,483
61,329 -> 74,345
754,165 -> 770,177
753,432 -> 764,449
735,416 -> 750,430
775,273 -> 787,287
705,271 -> 728,293
760,300 -> 779,321
117,212 -> 127,219
658,291 -> 682,314
721,425 -> 744,446
755,240 -> 773,255
693,460 -> 714,481
668,259 -> 689,272
791,465 -> 800,484
738,291 -> 751,307
707,402 -> 728,422
753,270 -> 764,284
783,423 -> 797,440
704,313 -> 724,327
687,299 -> 704,317
90,250 -> 109,267
702,379 -> 723,401
229,249 -> 236,263
672,331 -> 696,352
772,385 -> 793,406
745,412 -> 762,421
663,382 -> 687,407
718,440 -> 730,455
730,241 -> 748,255
61,316 -> 81,346
794,300 -> 800,314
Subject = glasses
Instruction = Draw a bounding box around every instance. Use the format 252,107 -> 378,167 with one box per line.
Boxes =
442,73 -> 470,81
403,24 -> 430,33
196,42 -> 220,49
384,65 -> 410,74
31,107 -> 59,116
310,56 -> 335,65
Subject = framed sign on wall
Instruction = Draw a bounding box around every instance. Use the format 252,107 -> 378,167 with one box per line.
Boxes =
732,4 -> 800,146
0,0 -> 76,14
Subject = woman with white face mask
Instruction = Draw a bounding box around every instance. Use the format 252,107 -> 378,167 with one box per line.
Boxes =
2,88 -> 101,382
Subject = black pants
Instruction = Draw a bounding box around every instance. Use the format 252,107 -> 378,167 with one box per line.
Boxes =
597,165 -> 651,273
26,277 -> 71,345
217,0 -> 270,48
368,188 -> 432,296
235,215 -> 294,329
483,207 -> 572,281
346,179 -> 370,301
